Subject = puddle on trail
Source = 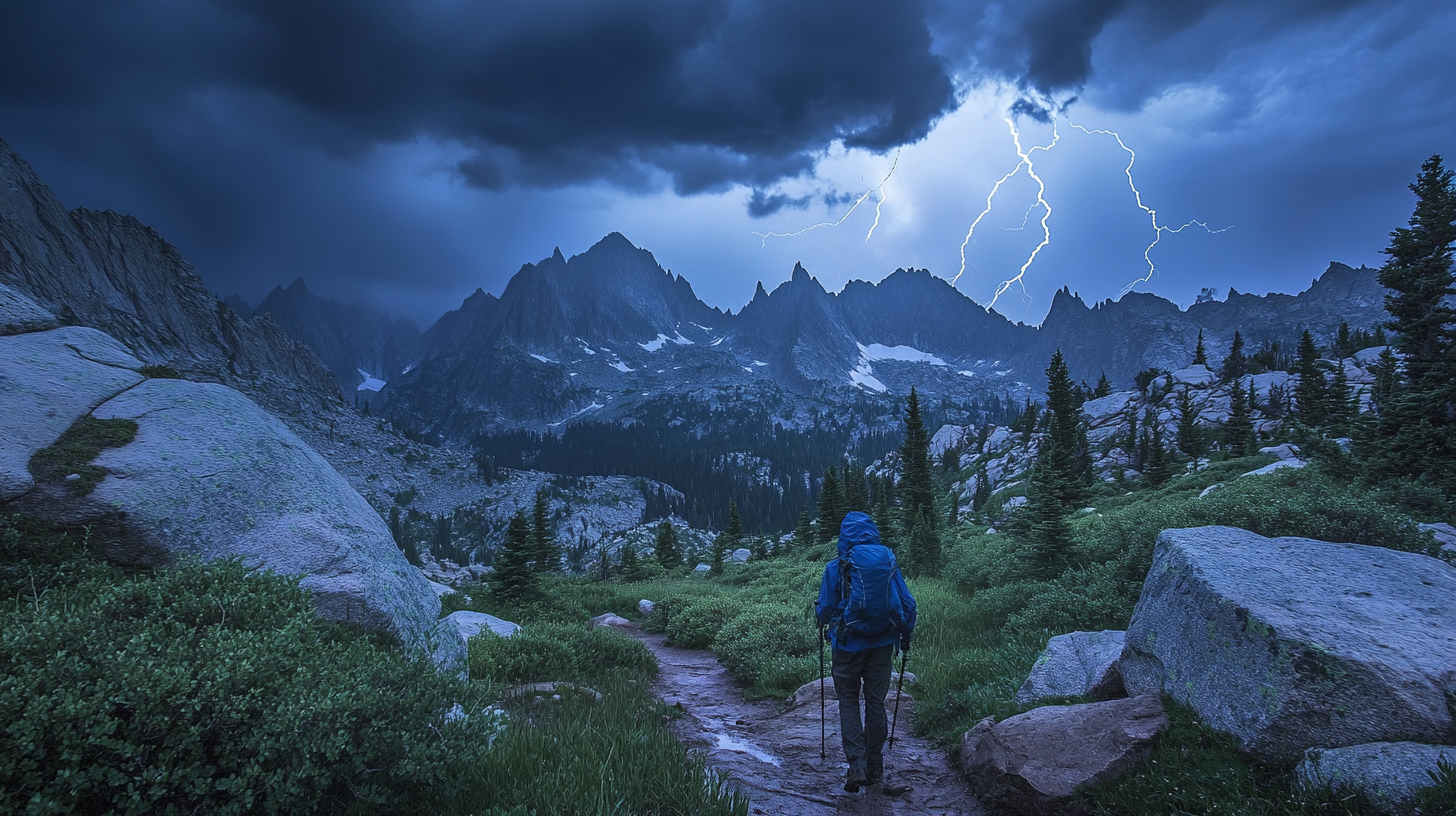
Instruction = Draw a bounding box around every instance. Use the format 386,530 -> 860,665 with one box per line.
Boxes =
711,728 -> 782,766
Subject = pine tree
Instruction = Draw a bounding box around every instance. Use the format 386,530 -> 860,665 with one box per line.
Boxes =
898,388 -> 936,532
1025,457 -> 1071,578
494,512 -> 539,603
843,464 -> 870,513
1093,372 -> 1113,398
792,510 -> 811,549
619,540 -> 648,582
972,469 -> 991,514
709,532 -> 729,575
905,509 -> 942,578
1142,410 -> 1173,487
1370,154 -> 1456,486
726,500 -> 744,540
1175,388 -> 1205,460
1193,329 -> 1209,367
1336,322 -> 1354,357
817,468 -> 847,541
1219,330 -> 1247,382
873,497 -> 898,553
1328,360 -> 1354,429
531,489 -> 559,573
654,519 -> 682,569
1039,349 -> 1091,510
1224,378 -> 1257,457
1293,330 -> 1329,428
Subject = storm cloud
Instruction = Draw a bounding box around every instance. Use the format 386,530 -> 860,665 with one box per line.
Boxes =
0,0 -> 1450,323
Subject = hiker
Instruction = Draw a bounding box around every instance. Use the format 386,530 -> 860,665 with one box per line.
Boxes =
814,511 -> 917,793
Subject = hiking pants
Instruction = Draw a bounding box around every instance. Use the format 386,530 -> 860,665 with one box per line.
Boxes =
831,643 -> 893,775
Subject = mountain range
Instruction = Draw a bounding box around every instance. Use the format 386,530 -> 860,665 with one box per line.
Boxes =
0,133 -> 1389,451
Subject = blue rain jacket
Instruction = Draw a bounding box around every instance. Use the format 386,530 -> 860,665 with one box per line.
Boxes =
814,511 -> 917,652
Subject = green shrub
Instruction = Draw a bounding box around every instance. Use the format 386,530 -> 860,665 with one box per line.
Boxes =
643,595 -> 693,634
0,556 -> 496,816
467,622 -> 657,685
137,364 -> 182,379
666,595 -> 743,648
711,603 -> 819,696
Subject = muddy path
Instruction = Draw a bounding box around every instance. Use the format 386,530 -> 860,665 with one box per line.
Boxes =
632,630 -> 983,816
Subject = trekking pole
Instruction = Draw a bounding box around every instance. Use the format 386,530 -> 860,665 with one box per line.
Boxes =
887,647 -> 908,754
818,624 -> 827,760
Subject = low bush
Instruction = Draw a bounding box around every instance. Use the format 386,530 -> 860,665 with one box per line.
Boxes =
711,603 -> 818,697
467,622 -> 657,685
666,595 -> 743,648
25,415 -> 137,496
0,545 -> 495,816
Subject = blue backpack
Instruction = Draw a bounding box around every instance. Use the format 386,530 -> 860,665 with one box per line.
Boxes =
835,542 -> 905,640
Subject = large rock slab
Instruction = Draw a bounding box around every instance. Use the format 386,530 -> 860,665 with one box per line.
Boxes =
1296,742 -> 1456,813
1122,526 -> 1456,758
0,281 -> 59,334
0,326 -> 144,500
12,377 -> 461,668
1014,630 -> 1126,705
960,694 -> 1168,815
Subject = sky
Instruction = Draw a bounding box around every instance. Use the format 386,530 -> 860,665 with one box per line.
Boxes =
2,0 -> 1452,328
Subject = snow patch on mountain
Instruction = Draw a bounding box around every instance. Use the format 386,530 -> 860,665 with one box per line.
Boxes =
858,342 -> 948,366
849,362 -> 888,392
610,360 -> 634,373
639,332 -> 695,351
529,353 -> 558,364
357,370 -> 386,391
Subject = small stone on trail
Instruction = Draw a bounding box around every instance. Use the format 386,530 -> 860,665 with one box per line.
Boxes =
638,598 -> 655,617
590,612 -> 633,629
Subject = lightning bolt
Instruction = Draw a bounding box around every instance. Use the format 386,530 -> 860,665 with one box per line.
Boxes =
950,117 -> 1059,310
864,149 -> 901,242
752,149 -> 901,246
1067,122 -> 1231,295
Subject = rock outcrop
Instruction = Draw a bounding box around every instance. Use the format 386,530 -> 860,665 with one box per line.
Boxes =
1296,742 -> 1456,813
589,612 -> 632,629
1122,526 -> 1456,758
447,611 -> 522,641
2,285 -> 462,670
959,694 -> 1168,815
1013,631 -> 1126,705
0,137 -> 341,416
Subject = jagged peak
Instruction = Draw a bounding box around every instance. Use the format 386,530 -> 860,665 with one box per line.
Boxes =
552,246 -> 565,262
285,277 -> 309,294
791,262 -> 811,283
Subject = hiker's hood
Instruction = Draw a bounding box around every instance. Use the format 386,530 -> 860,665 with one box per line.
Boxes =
837,511 -> 881,557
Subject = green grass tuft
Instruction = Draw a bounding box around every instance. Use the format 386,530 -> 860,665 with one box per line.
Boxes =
26,415 -> 138,496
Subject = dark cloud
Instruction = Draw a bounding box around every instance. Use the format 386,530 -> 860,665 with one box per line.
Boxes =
0,0 -> 956,193
930,0 -> 1380,98
746,189 -> 813,218
1008,98 -> 1053,124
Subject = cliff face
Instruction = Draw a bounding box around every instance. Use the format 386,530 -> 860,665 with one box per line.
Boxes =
0,137 -> 342,413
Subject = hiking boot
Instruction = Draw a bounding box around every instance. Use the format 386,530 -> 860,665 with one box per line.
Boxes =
867,755 -> 883,784
843,767 -> 869,793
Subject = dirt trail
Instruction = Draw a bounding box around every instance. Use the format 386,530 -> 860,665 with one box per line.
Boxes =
633,630 -> 983,816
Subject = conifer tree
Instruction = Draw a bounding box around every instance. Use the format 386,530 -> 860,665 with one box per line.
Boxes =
1328,360 -> 1354,429
1039,349 -> 1091,509
817,468 -> 847,541
619,540 -> 648,582
1142,410 -> 1173,487
1293,330 -> 1329,428
792,510 -> 812,548
1224,378 -> 1257,457
898,388 -> 936,529
972,469 -> 992,514
1025,457 -> 1071,579
726,500 -> 743,540
709,532 -> 729,575
873,498 -> 898,553
1175,388 -> 1205,459
1370,154 -> 1456,486
905,509 -> 942,578
1219,330 -> 1247,382
531,489 -> 559,573
1193,329 -> 1209,367
654,519 -> 681,569
842,464 -> 870,513
494,512 -> 539,603
1093,372 -> 1113,398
